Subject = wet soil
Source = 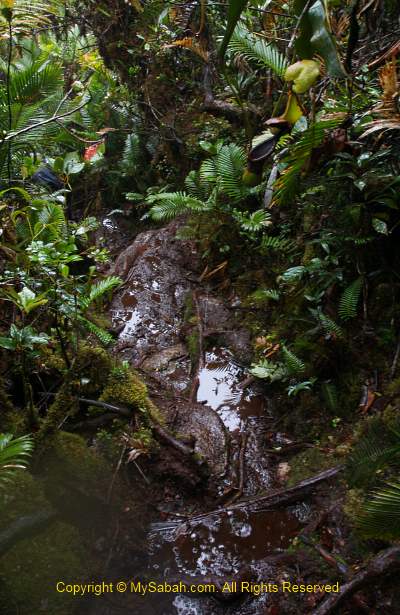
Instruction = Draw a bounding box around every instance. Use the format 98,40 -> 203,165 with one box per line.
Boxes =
91,221 -> 323,615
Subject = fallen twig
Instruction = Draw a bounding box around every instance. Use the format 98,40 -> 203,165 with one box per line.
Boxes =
299,534 -> 349,576
181,466 -> 342,526
312,546 -> 400,615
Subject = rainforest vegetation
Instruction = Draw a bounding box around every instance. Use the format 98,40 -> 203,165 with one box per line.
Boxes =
1,0 -> 400,613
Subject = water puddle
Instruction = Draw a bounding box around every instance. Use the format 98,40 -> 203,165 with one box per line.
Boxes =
197,349 -> 265,432
161,510 -> 299,576
147,507 -> 302,614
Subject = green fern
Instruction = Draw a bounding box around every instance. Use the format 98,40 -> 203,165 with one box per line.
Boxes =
260,235 -> 296,253
273,118 -> 345,206
313,310 -> 344,338
339,278 -> 363,322
78,317 -> 115,346
147,192 -> 209,221
80,276 -> 121,310
121,133 -> 140,175
281,346 -> 305,375
200,143 -> 247,201
0,433 -> 33,488
321,381 -> 338,412
249,288 -> 280,303
358,481 -> 400,540
0,0 -> 63,37
347,422 -> 400,487
229,24 -> 288,77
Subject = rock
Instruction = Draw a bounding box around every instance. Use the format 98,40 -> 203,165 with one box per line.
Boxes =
110,221 -> 199,365
141,343 -> 187,373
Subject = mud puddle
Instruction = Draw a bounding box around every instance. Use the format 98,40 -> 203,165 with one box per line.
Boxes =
196,348 -> 265,432
146,504 -> 306,615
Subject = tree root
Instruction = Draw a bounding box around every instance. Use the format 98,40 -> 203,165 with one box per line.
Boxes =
312,546 -> 400,615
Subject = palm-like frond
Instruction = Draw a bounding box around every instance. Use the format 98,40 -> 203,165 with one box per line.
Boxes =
78,316 -> 115,346
121,133 -> 140,175
0,433 -> 33,488
80,276 -> 121,309
259,235 -> 296,253
347,424 -> 400,487
339,277 -> 363,322
229,24 -> 288,77
0,0 -> 63,38
13,200 -> 66,244
282,346 -> 305,375
147,192 -> 209,221
184,170 -> 209,200
200,144 -> 247,201
358,481 -> 400,540
273,117 -> 345,206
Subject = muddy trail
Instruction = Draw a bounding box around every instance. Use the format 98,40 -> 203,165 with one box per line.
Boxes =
81,220 -> 345,615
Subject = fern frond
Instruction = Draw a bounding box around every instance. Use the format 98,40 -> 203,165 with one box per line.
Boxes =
260,235 -> 296,253
81,276 -> 121,309
347,423 -> 400,487
147,192 -> 208,221
229,24 -> 288,77
184,170 -> 209,200
321,381 -> 338,412
358,481 -> 400,539
78,317 -> 115,346
313,310 -> 344,338
273,117 -> 345,206
217,144 -> 247,200
121,133 -> 140,175
0,433 -> 33,488
282,346 -> 305,375
249,288 -> 280,302
0,0 -> 63,38
339,278 -> 363,321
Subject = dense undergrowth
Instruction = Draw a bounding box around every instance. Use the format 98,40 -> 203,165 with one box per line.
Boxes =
0,0 -> 400,612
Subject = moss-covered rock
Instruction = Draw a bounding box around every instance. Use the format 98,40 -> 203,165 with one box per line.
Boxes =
101,365 -> 148,411
287,447 -> 338,486
0,471 -> 88,615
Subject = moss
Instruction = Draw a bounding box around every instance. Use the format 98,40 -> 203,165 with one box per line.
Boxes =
36,432 -> 112,501
35,387 -> 79,449
101,365 -> 148,411
36,345 -> 114,447
0,471 -> 88,615
100,364 -> 163,424
186,330 -> 199,367
343,487 -> 365,529
0,470 -> 50,522
287,447 -> 338,486
0,377 -> 20,432
73,344 -> 112,397
39,346 -> 66,373
0,521 -> 87,615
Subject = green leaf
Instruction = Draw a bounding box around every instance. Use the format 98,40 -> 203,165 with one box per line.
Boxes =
0,433 -> 34,488
17,287 -> 48,314
0,337 -> 16,350
294,0 -> 346,78
219,0 -> 248,59
372,218 -> 389,235
229,24 -> 288,77
339,278 -> 363,321
63,152 -> 85,175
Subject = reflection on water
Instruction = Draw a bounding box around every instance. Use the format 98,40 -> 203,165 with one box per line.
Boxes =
196,349 -> 265,432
